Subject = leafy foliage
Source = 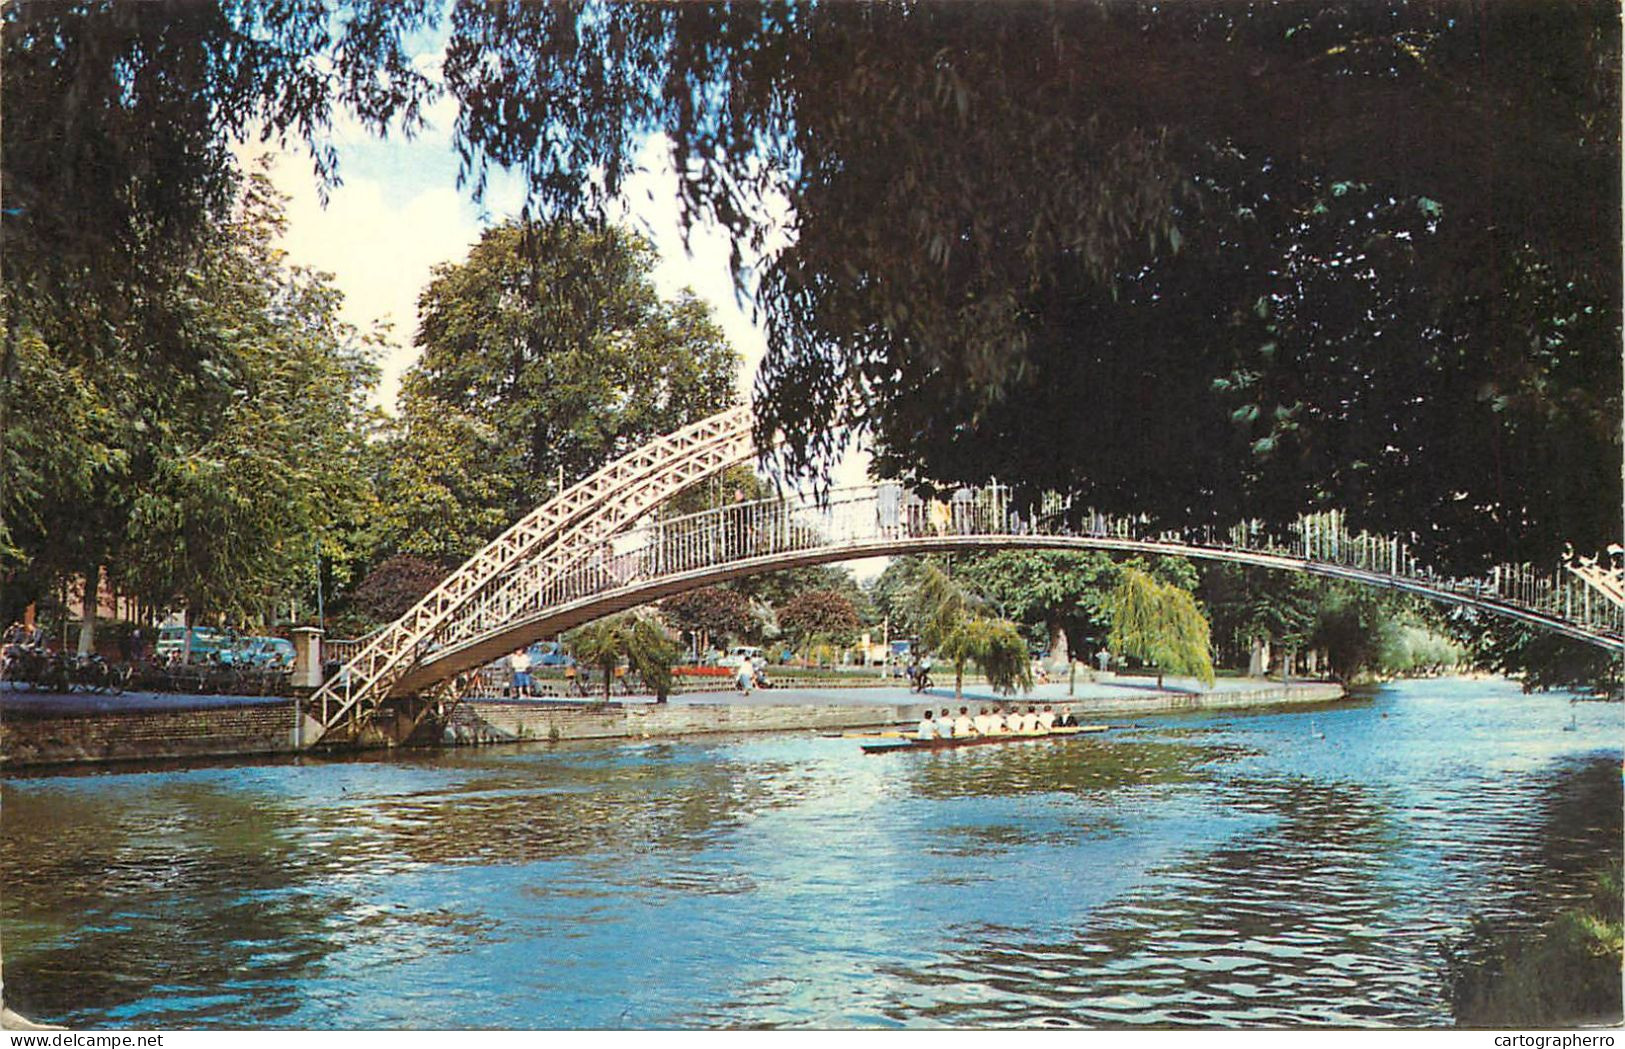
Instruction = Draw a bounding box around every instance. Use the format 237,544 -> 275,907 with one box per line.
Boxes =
568,611 -> 681,702
350,554 -> 445,627
5,170 -> 380,626
910,562 -> 977,655
956,550 -> 1198,660
1199,563 -> 1322,666
565,617 -> 627,703
661,586 -> 753,648
1448,613 -> 1620,695
776,589 -> 860,648
441,2 -> 1620,571
626,614 -> 681,702
936,615 -> 1033,700
3,1 -> 437,334
369,220 -> 740,565
906,560 -> 1032,699
1107,566 -> 1216,688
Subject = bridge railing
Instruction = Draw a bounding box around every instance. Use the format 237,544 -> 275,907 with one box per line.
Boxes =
424,484 -> 1623,663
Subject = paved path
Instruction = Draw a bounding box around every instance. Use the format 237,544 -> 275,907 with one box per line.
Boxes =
0,675 -> 1325,717
663,674 -> 1299,707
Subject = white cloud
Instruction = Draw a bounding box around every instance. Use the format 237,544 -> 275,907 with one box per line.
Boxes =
240,145 -> 477,411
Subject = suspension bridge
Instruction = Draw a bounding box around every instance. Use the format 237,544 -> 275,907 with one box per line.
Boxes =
307,407 -> 1625,746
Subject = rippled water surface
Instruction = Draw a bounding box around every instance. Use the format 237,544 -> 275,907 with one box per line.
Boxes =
3,678 -> 1620,1029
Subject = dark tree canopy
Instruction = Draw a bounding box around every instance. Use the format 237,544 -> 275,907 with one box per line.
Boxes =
3,0 -> 437,328
776,589 -> 860,647
350,553 -> 445,625
11,0 -> 1620,585
443,0 -> 1621,572
661,586 -> 753,644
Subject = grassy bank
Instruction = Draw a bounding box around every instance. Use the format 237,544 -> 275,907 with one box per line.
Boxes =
1444,861 -> 1623,1028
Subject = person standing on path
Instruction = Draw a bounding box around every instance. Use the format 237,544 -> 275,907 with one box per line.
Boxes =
508,647 -> 533,698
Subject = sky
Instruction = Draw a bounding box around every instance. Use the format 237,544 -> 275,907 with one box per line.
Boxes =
241,101 -> 772,414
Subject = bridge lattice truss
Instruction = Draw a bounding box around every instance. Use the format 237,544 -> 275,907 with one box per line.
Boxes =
314,407 -> 1624,743
309,406 -> 755,741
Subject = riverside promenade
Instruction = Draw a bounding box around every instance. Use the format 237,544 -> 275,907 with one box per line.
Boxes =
0,675 -> 1346,768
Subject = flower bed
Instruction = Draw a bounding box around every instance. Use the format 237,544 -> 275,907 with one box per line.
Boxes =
673,666 -> 734,678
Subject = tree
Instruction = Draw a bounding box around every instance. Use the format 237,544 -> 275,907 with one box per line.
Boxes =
865,557 -> 931,645
391,220 -> 739,529
626,614 -> 682,703
371,404 -> 520,567
349,554 -> 445,627
567,611 -> 681,702
4,169 -> 380,640
910,562 -> 976,655
3,2 -> 435,571
440,2 -> 1618,572
1448,613 -> 1619,696
906,560 -> 1032,700
957,550 -> 1203,667
566,617 -> 629,704
661,586 -> 753,657
1199,563 -> 1321,674
1106,566 -> 1215,690
936,615 -> 1033,702
731,563 -> 872,625
776,589 -> 860,652
110,175 -> 381,627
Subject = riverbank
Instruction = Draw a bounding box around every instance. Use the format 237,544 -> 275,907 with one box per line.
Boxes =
0,677 -> 1344,768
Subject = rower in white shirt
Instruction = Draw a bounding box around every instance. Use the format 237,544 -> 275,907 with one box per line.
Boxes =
1037,705 -> 1056,732
953,707 -> 976,738
916,709 -> 940,740
1020,706 -> 1040,733
973,707 -> 994,735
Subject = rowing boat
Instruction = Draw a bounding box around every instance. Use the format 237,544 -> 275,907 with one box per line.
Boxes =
860,724 -> 1110,754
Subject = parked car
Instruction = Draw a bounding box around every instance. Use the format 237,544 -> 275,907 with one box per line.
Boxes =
155,626 -> 230,663
239,636 -> 296,668
527,641 -> 575,667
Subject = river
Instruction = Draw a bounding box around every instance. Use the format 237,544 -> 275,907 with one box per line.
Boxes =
2,677 -> 1619,1029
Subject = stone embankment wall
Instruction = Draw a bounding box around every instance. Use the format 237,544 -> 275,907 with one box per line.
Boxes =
1,700 -> 304,768
1,682 -> 1346,767
454,700 -> 913,745
456,682 -> 1347,745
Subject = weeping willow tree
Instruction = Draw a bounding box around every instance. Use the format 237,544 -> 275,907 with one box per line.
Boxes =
1106,566 -> 1215,690
938,616 -> 1033,701
626,613 -> 681,703
912,561 -> 972,652
912,561 -> 1033,700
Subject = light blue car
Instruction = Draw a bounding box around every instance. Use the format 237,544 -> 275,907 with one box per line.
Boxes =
528,641 -> 575,668
232,636 -> 296,668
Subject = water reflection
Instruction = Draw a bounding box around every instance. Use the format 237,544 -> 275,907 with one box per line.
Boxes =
1,679 -> 1619,1029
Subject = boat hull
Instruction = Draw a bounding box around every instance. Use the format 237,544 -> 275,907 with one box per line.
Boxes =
861,725 -> 1108,754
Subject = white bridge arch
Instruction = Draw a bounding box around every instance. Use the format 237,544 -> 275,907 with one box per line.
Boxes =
311,407 -> 1624,745
390,483 -> 1625,696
